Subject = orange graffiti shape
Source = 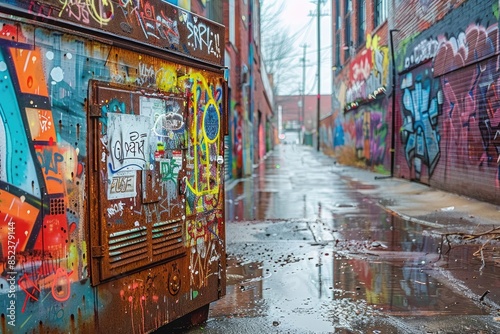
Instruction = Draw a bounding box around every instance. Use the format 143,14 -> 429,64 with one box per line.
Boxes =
51,268 -> 73,302
9,48 -> 48,95
0,191 -> 39,255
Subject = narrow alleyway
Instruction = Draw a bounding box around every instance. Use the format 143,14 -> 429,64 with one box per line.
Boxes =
163,144 -> 500,334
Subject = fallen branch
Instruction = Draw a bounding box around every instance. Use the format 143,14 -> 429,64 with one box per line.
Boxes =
439,226 -> 500,261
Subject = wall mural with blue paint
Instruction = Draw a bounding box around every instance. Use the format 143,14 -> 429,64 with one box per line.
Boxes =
395,0 -> 500,201
322,33 -> 391,172
325,0 -> 500,203
399,63 -> 442,181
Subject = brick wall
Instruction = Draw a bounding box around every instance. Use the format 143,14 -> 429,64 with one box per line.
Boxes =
394,0 -> 500,203
330,0 -> 500,204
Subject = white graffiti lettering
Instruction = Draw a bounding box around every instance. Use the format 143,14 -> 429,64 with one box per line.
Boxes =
186,21 -> 221,58
404,38 -> 439,69
107,201 -> 125,217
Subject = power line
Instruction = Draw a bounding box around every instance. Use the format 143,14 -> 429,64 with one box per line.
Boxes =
264,45 -> 333,63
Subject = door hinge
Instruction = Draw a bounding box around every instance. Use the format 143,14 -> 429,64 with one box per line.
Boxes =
92,246 -> 104,258
89,105 -> 102,117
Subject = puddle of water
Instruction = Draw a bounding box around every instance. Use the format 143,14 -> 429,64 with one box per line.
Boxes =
210,259 -> 266,318
334,255 -> 487,316
210,244 -> 337,331
214,211 -> 493,331
220,146 -> 498,332
225,180 -> 257,221
329,194 -> 500,309
215,245 -> 488,323
437,243 -> 500,309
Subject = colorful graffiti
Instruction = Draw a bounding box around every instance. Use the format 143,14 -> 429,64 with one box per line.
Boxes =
331,0 -> 500,202
434,22 -> 500,186
23,0 -> 223,65
402,38 -> 439,71
232,102 -> 244,178
346,34 -> 390,107
178,71 -> 224,250
0,21 -> 91,330
0,11 -> 224,331
400,66 -> 442,180
394,0 -> 500,197
343,101 -> 388,166
327,33 -> 391,169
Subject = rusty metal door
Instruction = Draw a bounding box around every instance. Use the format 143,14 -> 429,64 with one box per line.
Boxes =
88,81 -> 188,284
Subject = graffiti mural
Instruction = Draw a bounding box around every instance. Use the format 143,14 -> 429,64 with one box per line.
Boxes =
346,34 -> 390,109
232,102 -> 244,178
400,65 -> 442,180
402,38 -> 439,71
329,33 -> 391,170
332,0 -> 500,202
343,101 -> 389,167
180,71 -> 224,242
23,0 -> 223,65
0,22 -> 92,328
434,22 -> 500,186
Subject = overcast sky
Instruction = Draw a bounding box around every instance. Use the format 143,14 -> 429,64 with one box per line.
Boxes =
278,0 -> 332,95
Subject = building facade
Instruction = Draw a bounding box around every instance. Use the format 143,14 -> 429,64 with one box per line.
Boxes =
276,95 -> 332,147
224,0 -> 276,179
326,0 -> 500,204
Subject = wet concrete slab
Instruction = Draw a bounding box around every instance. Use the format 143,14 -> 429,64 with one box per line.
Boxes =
167,145 -> 500,333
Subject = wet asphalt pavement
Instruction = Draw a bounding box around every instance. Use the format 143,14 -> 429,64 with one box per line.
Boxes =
166,144 -> 500,334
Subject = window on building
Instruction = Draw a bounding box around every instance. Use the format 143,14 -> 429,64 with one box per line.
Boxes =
344,14 -> 351,59
344,0 -> 352,14
375,0 -> 388,27
343,0 -> 352,60
335,30 -> 341,67
336,0 -> 341,29
229,0 -> 235,45
357,0 -> 366,46
335,0 -> 341,66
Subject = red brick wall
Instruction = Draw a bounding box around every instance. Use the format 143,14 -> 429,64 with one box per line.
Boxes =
330,0 -> 500,204
394,0 -> 500,204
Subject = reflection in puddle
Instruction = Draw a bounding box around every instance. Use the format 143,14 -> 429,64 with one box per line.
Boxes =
210,258 -> 266,318
335,255 -> 487,317
212,212 -> 492,332
218,146 -> 498,332
215,245 -> 487,329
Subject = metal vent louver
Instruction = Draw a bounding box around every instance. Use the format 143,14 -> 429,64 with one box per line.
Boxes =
152,219 -> 183,256
108,226 -> 148,269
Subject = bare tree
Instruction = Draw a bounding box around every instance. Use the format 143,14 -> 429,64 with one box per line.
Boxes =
260,0 -> 299,96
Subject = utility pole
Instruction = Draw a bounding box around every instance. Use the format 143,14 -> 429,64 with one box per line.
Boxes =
300,44 -> 308,144
316,0 -> 321,151
310,0 -> 327,151
248,0 -> 255,169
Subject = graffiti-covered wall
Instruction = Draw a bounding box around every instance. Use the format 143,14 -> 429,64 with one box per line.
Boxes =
325,32 -> 392,173
397,62 -> 442,184
329,0 -> 500,204
395,0 -> 500,202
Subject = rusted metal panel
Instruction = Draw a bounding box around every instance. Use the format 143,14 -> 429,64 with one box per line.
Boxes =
87,82 -> 189,283
142,164 -> 162,204
0,12 -> 226,333
94,255 -> 220,333
0,0 -> 224,67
